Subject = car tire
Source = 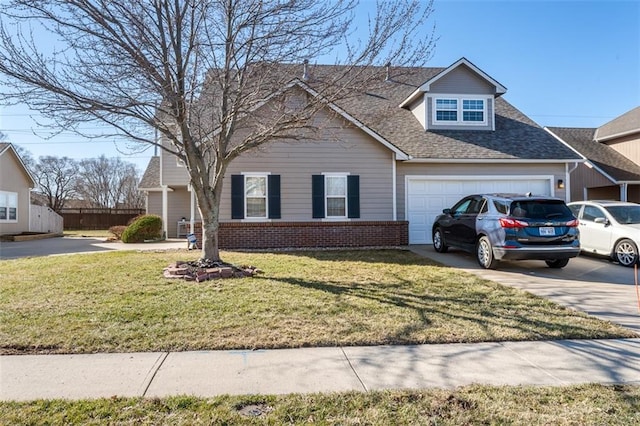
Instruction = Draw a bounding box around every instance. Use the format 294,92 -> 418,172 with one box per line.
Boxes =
433,227 -> 448,253
613,239 -> 639,267
476,236 -> 497,269
545,258 -> 569,268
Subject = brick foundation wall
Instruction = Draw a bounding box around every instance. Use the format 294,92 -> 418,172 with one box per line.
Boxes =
191,221 -> 408,249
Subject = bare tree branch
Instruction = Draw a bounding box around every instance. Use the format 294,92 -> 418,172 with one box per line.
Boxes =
0,0 -> 436,260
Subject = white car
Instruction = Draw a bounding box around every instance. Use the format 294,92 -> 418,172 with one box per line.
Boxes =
567,200 -> 640,267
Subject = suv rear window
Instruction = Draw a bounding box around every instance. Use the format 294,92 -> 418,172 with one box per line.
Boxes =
509,200 -> 572,219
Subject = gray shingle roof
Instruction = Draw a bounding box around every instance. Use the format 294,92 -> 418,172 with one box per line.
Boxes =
138,156 -> 160,189
318,64 -> 581,160
596,106 -> 640,141
547,127 -> 640,182
139,61 -> 583,180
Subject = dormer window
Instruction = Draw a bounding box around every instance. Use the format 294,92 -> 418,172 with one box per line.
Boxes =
434,96 -> 487,125
435,99 -> 458,121
463,99 -> 484,122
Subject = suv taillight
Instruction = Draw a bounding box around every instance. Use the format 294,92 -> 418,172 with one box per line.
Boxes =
566,219 -> 579,227
499,217 -> 529,228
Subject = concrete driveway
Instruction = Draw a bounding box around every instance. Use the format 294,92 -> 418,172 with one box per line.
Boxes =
411,245 -> 640,335
0,236 -> 186,259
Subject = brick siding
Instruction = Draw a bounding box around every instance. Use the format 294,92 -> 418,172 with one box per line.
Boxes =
191,221 -> 408,249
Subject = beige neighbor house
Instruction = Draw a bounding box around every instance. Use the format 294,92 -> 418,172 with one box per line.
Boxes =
0,142 -> 36,236
547,106 -> 640,203
139,58 -> 582,248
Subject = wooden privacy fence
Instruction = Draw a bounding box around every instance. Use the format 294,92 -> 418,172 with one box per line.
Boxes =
60,208 -> 145,230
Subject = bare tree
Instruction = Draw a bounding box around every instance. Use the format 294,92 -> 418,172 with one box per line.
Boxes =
12,143 -> 35,173
0,0 -> 435,261
76,156 -> 144,208
34,156 -> 79,212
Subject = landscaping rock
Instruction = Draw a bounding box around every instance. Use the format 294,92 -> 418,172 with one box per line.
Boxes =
163,260 -> 260,282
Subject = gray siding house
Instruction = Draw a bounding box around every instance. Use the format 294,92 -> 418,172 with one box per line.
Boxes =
0,143 -> 36,236
547,106 -> 640,203
139,58 -> 582,248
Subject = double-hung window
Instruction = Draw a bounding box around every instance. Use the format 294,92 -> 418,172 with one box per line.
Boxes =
245,175 -> 268,218
231,173 -> 281,220
435,99 -> 457,121
325,175 -> 347,217
462,99 -> 484,122
0,191 -> 18,221
312,173 -> 360,219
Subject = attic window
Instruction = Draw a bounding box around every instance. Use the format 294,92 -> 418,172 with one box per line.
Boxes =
435,99 -> 457,121
463,99 -> 484,122
434,97 -> 487,125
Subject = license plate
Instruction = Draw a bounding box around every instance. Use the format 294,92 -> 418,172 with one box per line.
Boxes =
539,227 -> 555,236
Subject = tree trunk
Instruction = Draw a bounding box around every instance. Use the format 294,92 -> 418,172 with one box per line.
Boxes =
191,168 -> 225,262
200,209 -> 221,262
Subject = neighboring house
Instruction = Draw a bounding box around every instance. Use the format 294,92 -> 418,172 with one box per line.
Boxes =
139,57 -> 582,248
547,106 -> 640,202
0,142 -> 36,235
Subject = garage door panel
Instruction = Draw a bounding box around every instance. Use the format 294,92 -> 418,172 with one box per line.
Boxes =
407,177 -> 552,244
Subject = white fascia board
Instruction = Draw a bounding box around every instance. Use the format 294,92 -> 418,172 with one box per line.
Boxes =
402,158 -> 585,164
544,127 -> 618,184
138,187 -> 169,192
294,80 -> 411,160
398,88 -> 423,109
595,127 -> 640,143
420,57 -> 507,95
544,127 -> 589,160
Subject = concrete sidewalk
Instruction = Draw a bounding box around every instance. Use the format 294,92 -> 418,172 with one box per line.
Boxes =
2,339 -> 640,401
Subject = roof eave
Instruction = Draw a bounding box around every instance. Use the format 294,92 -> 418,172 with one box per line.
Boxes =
595,127 -> 640,143
402,158 -> 584,164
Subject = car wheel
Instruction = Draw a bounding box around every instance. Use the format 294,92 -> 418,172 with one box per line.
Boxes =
476,236 -> 497,269
433,227 -> 448,253
545,258 -> 569,268
614,239 -> 638,267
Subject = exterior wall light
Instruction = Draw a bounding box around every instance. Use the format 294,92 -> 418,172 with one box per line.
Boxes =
557,179 -> 565,189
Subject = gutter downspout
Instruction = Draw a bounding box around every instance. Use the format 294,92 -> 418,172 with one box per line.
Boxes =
565,162 -> 579,202
392,153 -> 397,221
161,185 -> 169,238
620,183 -> 628,202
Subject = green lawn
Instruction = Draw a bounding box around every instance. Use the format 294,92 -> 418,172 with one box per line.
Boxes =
1,384 -> 638,425
0,249 -> 634,354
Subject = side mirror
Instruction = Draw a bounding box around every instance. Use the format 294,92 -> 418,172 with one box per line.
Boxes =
594,217 -> 609,225
443,208 -> 452,215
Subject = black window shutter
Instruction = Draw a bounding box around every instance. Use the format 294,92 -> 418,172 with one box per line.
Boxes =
231,175 -> 244,219
347,175 -> 360,218
268,175 -> 281,219
312,175 -> 325,218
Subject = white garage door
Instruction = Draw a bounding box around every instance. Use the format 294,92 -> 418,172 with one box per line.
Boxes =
407,176 -> 552,244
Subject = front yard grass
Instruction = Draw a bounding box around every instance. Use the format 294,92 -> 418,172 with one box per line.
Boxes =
1,384 -> 639,425
0,249 -> 634,354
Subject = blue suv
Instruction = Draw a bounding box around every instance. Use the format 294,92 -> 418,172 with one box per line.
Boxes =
432,194 -> 580,269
